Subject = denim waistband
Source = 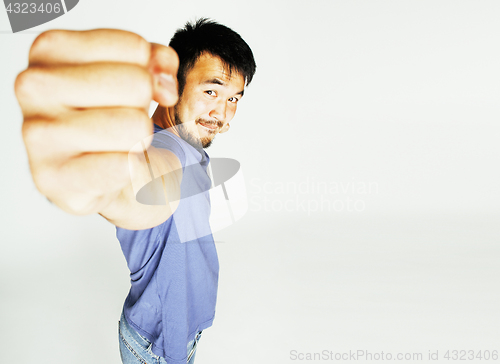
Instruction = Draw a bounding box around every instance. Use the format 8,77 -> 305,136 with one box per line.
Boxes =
120,311 -> 152,349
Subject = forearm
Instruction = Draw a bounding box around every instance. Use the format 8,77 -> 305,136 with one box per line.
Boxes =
98,147 -> 182,230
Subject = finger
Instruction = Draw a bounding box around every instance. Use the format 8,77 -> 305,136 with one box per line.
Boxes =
22,108 -> 153,159
149,43 -> 179,106
16,63 -> 153,117
29,29 -> 151,67
34,152 -> 133,215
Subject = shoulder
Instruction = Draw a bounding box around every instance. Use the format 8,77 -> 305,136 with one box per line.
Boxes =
151,125 -> 187,167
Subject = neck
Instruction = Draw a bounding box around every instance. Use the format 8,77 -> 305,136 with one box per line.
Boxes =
152,106 -> 180,137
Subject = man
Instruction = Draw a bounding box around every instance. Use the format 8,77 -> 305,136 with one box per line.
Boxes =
15,19 -> 256,364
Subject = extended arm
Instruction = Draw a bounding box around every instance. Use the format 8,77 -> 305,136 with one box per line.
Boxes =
16,29 -> 182,230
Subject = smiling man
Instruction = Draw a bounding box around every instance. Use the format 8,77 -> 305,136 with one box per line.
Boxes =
156,52 -> 246,149
154,53 -> 244,149
16,18 -> 256,364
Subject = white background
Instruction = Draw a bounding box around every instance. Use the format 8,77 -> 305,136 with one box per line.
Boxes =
1,0 -> 499,363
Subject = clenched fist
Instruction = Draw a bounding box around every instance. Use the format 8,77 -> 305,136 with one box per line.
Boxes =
15,29 -> 182,228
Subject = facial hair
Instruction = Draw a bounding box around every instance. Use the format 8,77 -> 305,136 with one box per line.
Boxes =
173,110 -> 221,149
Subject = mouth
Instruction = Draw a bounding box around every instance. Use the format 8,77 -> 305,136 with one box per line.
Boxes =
197,120 -> 219,133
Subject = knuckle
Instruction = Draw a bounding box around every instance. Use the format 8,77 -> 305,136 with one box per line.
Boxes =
14,69 -> 30,100
21,118 -> 50,149
14,68 -> 36,100
14,67 -> 44,103
32,165 -> 56,197
149,45 -> 179,75
21,119 -> 36,146
156,46 -> 179,72
166,47 -> 180,69
130,33 -> 151,66
29,30 -> 61,63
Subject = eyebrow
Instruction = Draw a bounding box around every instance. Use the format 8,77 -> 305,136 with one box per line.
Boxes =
202,78 -> 245,97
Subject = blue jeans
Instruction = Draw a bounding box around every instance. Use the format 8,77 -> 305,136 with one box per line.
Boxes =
119,312 -> 202,364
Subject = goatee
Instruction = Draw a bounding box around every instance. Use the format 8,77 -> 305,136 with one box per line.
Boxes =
174,112 -> 217,149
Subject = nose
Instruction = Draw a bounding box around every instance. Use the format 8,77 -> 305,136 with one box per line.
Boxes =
209,99 -> 227,121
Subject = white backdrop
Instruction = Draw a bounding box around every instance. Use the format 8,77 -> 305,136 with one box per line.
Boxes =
1,1 -> 499,363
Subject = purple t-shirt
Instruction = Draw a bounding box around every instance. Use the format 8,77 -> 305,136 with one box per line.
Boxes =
116,125 -> 219,363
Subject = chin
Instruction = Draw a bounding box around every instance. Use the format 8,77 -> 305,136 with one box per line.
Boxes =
201,137 -> 214,149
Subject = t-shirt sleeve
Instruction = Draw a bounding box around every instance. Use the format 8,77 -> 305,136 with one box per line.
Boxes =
150,129 -> 186,169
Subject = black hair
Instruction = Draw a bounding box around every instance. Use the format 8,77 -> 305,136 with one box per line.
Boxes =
169,18 -> 256,95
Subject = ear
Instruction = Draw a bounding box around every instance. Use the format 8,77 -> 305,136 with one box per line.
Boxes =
219,123 -> 230,133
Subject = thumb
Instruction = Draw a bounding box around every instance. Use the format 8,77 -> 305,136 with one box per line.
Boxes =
149,43 -> 179,106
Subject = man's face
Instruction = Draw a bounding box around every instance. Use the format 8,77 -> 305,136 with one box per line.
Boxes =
172,53 -> 246,149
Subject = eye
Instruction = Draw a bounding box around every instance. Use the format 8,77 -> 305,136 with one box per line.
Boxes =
205,90 -> 216,96
228,97 -> 239,104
